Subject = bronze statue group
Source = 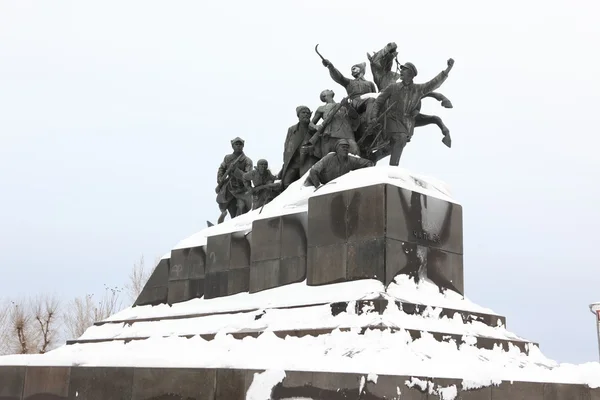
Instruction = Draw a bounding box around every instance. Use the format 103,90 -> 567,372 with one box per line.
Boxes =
215,42 -> 455,224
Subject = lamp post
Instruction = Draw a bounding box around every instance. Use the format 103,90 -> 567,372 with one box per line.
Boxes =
591,302 -> 600,361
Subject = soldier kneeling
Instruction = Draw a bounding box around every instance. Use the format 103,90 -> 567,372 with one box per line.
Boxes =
243,159 -> 282,210
305,139 -> 374,188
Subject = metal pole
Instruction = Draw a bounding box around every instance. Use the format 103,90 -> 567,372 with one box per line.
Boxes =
590,303 -> 600,362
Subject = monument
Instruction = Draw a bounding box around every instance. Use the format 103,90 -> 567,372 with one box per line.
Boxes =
1,41 -> 599,400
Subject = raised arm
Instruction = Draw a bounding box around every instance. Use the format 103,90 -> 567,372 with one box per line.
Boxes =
311,107 -> 325,126
421,58 -> 454,95
322,59 -> 350,88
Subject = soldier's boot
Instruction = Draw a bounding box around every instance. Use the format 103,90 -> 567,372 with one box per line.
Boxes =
217,210 -> 227,224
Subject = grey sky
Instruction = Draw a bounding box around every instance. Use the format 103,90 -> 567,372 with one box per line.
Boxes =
1,0 -> 599,363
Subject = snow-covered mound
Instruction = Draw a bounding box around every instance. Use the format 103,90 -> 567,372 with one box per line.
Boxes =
173,160 -> 457,250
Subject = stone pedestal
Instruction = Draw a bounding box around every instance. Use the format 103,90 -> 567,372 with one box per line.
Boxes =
204,232 -> 251,299
307,183 -> 464,294
133,258 -> 169,307
249,212 -> 307,293
168,246 -> 206,304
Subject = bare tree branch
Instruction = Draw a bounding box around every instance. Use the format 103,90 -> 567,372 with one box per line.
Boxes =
5,295 -> 61,354
0,299 -> 10,355
125,255 -> 151,302
63,285 -> 124,340
33,295 -> 60,354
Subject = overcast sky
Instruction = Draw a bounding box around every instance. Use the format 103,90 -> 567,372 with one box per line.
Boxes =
1,0 -> 599,364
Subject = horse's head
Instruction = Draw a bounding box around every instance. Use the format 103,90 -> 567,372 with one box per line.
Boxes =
368,42 -> 398,72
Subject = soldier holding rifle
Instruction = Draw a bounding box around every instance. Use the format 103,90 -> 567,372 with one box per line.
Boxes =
215,137 -> 253,224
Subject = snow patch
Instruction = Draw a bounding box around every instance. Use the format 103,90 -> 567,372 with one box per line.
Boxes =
246,369 -> 286,400
367,372 -> 378,384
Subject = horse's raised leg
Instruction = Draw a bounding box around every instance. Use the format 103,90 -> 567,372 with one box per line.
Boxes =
415,113 -> 452,148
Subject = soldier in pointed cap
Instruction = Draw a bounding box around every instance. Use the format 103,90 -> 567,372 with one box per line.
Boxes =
215,137 -> 253,223
320,58 -> 378,151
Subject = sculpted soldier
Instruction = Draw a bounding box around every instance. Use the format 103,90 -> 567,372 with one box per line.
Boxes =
321,59 -> 377,140
321,59 -> 376,109
371,59 -> 455,166
279,106 -> 319,190
305,139 -> 374,188
243,159 -> 281,209
311,90 -> 360,156
215,137 -> 253,223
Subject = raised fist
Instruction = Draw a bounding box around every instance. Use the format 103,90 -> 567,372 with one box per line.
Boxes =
447,58 -> 454,68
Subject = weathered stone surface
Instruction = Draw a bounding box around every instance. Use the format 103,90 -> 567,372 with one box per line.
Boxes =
491,381 -> 544,399
387,185 -> 463,255
366,375 -> 426,399
215,369 -> 248,400
228,266 -> 250,295
131,368 -> 216,400
134,259 -> 169,306
167,278 -> 204,305
424,248 -> 464,294
0,366 -> 25,400
249,259 -> 280,293
280,213 -> 308,259
251,217 -> 281,261
307,243 -> 347,285
280,256 -> 306,284
543,382 -> 590,400
205,232 -> 251,299
23,367 -> 70,400
346,184 -> 386,242
250,213 -> 307,293
385,239 -> 420,284
207,233 -> 232,273
68,367 -> 133,400
306,184 -> 463,293
347,237 -> 385,281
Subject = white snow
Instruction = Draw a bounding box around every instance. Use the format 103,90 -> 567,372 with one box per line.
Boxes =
105,275 -> 497,325
0,163 -> 593,391
106,279 -> 383,322
77,295 -> 525,342
171,163 -> 456,249
246,370 -> 286,400
1,302 -> 599,388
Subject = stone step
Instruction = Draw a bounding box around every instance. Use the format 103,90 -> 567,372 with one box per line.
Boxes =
97,297 -> 507,329
2,365 -> 597,400
67,325 -> 534,354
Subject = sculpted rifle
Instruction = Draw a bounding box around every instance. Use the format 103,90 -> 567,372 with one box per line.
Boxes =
307,97 -> 349,146
215,153 -> 244,193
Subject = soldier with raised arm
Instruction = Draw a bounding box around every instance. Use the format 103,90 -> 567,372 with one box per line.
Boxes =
371,58 -> 455,166
321,58 -> 377,141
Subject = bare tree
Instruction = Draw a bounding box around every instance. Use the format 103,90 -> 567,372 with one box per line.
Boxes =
0,299 -> 11,355
3,295 -> 61,355
32,296 -> 60,353
63,285 -> 124,339
125,255 -> 152,302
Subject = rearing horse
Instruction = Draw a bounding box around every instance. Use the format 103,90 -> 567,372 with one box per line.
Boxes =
367,42 -> 453,145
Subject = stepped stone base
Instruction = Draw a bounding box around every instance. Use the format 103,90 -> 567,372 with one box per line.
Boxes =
1,366 -> 597,400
